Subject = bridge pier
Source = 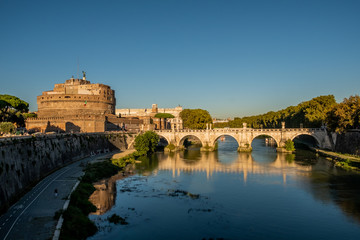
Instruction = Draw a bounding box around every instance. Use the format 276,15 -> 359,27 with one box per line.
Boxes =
238,145 -> 252,152
200,141 -> 216,152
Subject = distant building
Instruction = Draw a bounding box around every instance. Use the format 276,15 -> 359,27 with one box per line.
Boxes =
116,104 -> 183,118
26,75 -> 144,133
116,104 -> 183,130
212,118 -> 231,123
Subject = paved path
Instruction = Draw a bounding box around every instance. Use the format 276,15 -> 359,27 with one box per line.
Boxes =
0,151 -> 123,240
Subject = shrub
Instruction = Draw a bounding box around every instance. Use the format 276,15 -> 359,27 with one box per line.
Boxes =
285,139 -> 295,151
134,131 -> 159,155
60,206 -> 98,240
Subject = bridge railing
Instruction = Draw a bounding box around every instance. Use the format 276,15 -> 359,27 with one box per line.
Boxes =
155,127 -> 325,133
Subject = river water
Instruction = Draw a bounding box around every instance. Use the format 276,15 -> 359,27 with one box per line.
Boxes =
89,137 -> 360,240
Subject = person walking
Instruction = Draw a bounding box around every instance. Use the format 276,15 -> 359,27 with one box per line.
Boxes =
54,189 -> 58,198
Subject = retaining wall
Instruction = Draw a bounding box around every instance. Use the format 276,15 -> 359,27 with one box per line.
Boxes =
0,132 -> 134,214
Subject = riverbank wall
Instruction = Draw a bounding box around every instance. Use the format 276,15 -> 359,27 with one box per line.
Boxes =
0,132 -> 135,214
334,130 -> 360,155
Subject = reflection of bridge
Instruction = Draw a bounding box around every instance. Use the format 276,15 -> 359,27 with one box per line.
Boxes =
155,126 -> 332,152
155,152 -> 313,183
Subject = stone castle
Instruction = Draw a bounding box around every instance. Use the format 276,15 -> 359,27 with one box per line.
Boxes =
26,74 -> 183,133
36,77 -> 115,118
26,74 -> 142,133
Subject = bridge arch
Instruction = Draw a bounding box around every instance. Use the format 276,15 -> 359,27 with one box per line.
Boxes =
212,134 -> 240,148
178,134 -> 204,148
291,133 -> 321,148
156,133 -> 171,146
250,133 -> 280,147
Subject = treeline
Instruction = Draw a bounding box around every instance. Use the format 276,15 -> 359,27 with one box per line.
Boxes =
214,94 -> 360,133
215,95 -> 337,129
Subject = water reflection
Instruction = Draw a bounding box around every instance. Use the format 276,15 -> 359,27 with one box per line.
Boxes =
154,151 -> 311,183
89,172 -> 124,215
89,138 -> 360,240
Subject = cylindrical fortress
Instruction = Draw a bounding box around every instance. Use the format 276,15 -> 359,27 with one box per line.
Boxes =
37,77 -> 115,118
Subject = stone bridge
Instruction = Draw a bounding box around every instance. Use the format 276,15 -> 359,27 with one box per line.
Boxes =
155,126 -> 332,152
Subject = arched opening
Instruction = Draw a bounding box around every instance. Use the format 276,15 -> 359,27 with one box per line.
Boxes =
251,135 -> 277,163
293,134 -> 319,149
210,135 -> 239,164
157,136 -> 169,151
179,135 -> 203,150
214,135 -> 239,152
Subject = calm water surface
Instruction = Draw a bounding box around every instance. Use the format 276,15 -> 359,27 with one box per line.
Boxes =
89,138 -> 360,240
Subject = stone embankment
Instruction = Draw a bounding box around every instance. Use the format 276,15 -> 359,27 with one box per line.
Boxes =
0,132 -> 134,214
334,130 -> 360,156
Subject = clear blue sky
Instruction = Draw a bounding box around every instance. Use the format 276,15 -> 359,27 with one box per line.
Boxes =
0,0 -> 359,118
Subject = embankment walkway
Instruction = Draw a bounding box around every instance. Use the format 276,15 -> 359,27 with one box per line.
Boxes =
0,151 -> 127,240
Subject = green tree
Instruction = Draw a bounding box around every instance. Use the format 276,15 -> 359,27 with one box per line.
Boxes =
0,122 -> 16,134
134,131 -> 160,155
0,95 -> 30,126
154,113 -> 175,118
326,95 -> 360,133
180,109 -> 212,129
0,95 -> 29,112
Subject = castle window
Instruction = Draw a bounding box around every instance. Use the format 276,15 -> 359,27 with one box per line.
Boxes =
65,96 -> 70,98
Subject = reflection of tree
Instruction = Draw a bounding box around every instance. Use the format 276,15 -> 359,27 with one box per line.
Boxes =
285,154 -> 295,163
135,154 -> 159,175
328,174 -> 360,223
301,155 -> 360,224
180,149 -> 201,161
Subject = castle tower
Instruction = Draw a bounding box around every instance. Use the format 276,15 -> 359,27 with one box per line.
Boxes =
36,77 -> 116,118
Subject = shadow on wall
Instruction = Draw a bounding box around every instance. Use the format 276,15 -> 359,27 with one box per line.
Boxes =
105,122 -> 125,131
45,121 -> 65,133
66,122 -> 81,133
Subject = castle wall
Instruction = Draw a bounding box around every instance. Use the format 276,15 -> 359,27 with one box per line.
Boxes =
26,115 -> 106,133
0,132 -> 134,214
37,88 -> 115,118
105,116 -> 143,131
